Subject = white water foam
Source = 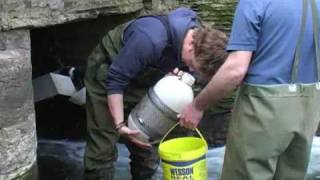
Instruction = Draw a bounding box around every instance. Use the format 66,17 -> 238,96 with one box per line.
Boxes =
37,136 -> 320,179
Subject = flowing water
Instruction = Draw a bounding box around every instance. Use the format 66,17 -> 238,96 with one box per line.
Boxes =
37,136 -> 320,180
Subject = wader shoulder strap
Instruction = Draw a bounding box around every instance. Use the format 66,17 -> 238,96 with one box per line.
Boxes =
102,23 -> 128,60
292,0 -> 320,82
310,0 -> 320,81
152,15 -> 172,47
291,0 -> 308,83
101,15 -> 173,65
121,15 -> 172,47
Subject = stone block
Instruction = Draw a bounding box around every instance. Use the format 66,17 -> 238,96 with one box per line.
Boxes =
33,73 -> 76,102
179,0 -> 238,31
0,30 -> 37,180
69,87 -> 86,106
0,0 -> 144,31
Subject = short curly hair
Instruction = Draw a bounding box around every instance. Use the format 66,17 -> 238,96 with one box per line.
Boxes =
193,27 -> 228,78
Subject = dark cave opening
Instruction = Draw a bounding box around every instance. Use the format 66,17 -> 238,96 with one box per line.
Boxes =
30,13 -> 138,140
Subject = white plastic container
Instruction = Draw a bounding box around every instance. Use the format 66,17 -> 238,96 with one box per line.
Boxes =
128,72 -> 195,143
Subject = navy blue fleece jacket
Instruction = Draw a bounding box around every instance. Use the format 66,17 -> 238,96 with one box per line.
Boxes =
106,7 -> 200,95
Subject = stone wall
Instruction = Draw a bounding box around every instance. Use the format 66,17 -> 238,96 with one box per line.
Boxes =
0,0 -> 144,31
179,0 -> 237,31
0,0 -> 146,179
0,30 -> 37,180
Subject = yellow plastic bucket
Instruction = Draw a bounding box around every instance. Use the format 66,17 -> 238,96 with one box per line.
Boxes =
158,123 -> 208,180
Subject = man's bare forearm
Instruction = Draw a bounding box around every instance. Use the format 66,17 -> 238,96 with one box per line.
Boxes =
107,94 -> 124,126
194,51 -> 252,111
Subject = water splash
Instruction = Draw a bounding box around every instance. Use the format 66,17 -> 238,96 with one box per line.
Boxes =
37,136 -> 320,180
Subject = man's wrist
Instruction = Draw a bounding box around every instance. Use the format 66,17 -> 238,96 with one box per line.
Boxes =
115,121 -> 126,131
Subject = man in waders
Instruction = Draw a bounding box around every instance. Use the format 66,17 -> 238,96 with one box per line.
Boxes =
84,7 -> 229,180
179,0 -> 320,179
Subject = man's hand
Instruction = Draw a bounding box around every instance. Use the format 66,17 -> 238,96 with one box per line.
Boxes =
117,125 -> 152,149
166,67 -> 184,77
178,102 -> 204,129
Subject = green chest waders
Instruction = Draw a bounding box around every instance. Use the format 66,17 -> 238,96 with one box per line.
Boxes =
221,0 -> 320,180
84,22 -> 163,180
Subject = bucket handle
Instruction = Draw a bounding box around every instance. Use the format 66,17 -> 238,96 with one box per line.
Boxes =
160,122 -> 207,146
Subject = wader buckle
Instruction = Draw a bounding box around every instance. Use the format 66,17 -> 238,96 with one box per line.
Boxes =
316,82 -> 320,90
289,84 -> 297,92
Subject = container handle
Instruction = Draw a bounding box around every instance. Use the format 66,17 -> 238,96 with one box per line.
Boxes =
159,122 -> 207,146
